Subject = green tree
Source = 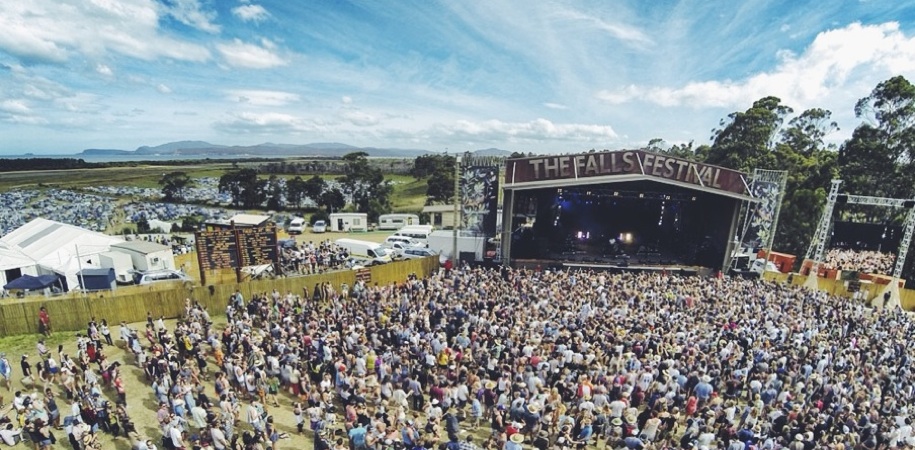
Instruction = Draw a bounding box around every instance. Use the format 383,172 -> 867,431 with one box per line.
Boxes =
303,175 -> 327,205
286,176 -> 307,208
218,169 -> 261,208
840,75 -> 915,200
319,188 -> 346,213
339,152 -> 392,218
158,171 -> 193,202
770,109 -> 840,258
263,175 -> 284,211
136,217 -> 151,234
706,96 -> 794,171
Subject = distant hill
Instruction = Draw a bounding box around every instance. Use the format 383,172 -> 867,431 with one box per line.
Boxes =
135,140 -> 226,154
77,141 -> 434,158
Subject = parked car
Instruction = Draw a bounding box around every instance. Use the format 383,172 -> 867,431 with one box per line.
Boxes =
400,248 -> 438,260
287,217 -> 306,234
131,269 -> 192,285
383,235 -> 427,249
312,220 -> 327,233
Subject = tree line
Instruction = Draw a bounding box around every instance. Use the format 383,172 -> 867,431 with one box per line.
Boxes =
643,76 -> 915,276
160,152 -> 392,222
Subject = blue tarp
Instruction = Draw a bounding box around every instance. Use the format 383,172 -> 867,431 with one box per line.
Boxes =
3,274 -> 60,290
77,268 -> 115,291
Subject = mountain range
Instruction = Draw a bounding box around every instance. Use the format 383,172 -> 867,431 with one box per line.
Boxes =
79,141 -> 513,158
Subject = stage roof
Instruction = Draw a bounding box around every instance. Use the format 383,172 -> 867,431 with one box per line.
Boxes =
504,150 -> 754,201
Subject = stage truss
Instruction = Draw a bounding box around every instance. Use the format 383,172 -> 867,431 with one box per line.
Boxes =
804,179 -> 915,309
728,169 -> 788,271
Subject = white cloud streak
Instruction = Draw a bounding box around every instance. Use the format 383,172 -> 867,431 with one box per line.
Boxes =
164,0 -> 221,34
232,4 -> 270,22
216,39 -> 287,69
596,22 -> 915,109
0,0 -> 211,64
225,89 -> 300,106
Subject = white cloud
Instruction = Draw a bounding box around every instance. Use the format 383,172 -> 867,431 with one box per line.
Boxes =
543,102 -> 568,110
0,100 -> 32,115
164,0 -> 221,34
232,4 -> 269,22
216,39 -> 287,69
95,63 -> 113,77
340,110 -> 380,127
213,111 -> 317,134
341,96 -> 353,104
225,89 -> 300,106
157,84 -> 173,94
596,22 -> 915,109
434,118 -> 618,142
555,9 -> 653,47
0,0 -> 211,64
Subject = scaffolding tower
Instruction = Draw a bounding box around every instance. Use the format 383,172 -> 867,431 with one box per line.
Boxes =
803,179 -> 915,309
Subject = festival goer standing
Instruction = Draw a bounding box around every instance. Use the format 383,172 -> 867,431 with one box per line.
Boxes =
38,306 -> 51,337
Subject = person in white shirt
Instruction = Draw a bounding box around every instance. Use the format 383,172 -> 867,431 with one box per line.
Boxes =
135,437 -> 159,450
0,424 -> 21,445
169,424 -> 185,449
211,424 -> 229,450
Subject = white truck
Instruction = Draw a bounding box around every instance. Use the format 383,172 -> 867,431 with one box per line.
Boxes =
335,238 -> 392,265
426,230 -> 488,264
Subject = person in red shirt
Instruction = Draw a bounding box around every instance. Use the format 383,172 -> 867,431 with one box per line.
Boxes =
38,306 -> 51,337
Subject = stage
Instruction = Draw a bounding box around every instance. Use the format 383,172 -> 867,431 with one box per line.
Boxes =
501,150 -> 755,271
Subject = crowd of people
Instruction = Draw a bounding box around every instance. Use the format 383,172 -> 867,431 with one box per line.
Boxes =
823,248 -> 896,275
278,240 -> 352,275
5,265 -> 915,450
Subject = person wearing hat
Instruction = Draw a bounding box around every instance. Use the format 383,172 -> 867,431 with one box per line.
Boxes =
314,427 -> 331,450
506,432 -> 525,450
575,418 -> 594,449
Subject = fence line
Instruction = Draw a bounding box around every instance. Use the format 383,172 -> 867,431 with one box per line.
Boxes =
0,257 -> 439,336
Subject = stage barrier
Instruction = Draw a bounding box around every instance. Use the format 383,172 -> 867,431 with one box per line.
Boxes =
0,257 -> 439,336
762,271 -> 915,311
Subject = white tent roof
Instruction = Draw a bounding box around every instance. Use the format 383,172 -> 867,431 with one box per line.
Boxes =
0,241 -> 35,271
1,218 -> 125,289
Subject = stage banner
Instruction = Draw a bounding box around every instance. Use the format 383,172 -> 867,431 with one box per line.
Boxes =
461,166 -> 500,235
740,169 -> 788,251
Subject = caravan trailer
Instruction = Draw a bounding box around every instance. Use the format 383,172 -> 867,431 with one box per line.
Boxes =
377,214 -> 420,231
329,213 -> 368,232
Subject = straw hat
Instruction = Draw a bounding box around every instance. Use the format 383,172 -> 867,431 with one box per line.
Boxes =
527,404 -> 541,414
611,418 -> 623,426
510,433 -> 524,444
485,380 -> 497,390
795,434 -> 803,442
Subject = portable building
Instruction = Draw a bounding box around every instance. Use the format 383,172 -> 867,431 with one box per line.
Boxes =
329,213 -> 369,232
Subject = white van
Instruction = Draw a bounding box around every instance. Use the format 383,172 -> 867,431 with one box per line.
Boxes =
335,238 -> 392,265
392,225 -> 434,243
312,220 -> 327,233
378,214 -> 420,231
287,217 -> 306,234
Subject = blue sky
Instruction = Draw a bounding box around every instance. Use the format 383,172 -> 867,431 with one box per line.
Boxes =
1,0 -> 914,155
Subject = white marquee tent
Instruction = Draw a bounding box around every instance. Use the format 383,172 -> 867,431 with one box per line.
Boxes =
0,218 -> 126,291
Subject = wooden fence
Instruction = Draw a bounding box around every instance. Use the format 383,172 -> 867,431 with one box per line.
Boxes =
0,257 -> 439,336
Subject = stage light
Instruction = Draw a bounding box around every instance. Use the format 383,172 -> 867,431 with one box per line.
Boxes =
836,194 -> 848,204
691,196 -> 697,201
905,200 -> 915,209
639,193 -> 645,198
614,192 -> 619,197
